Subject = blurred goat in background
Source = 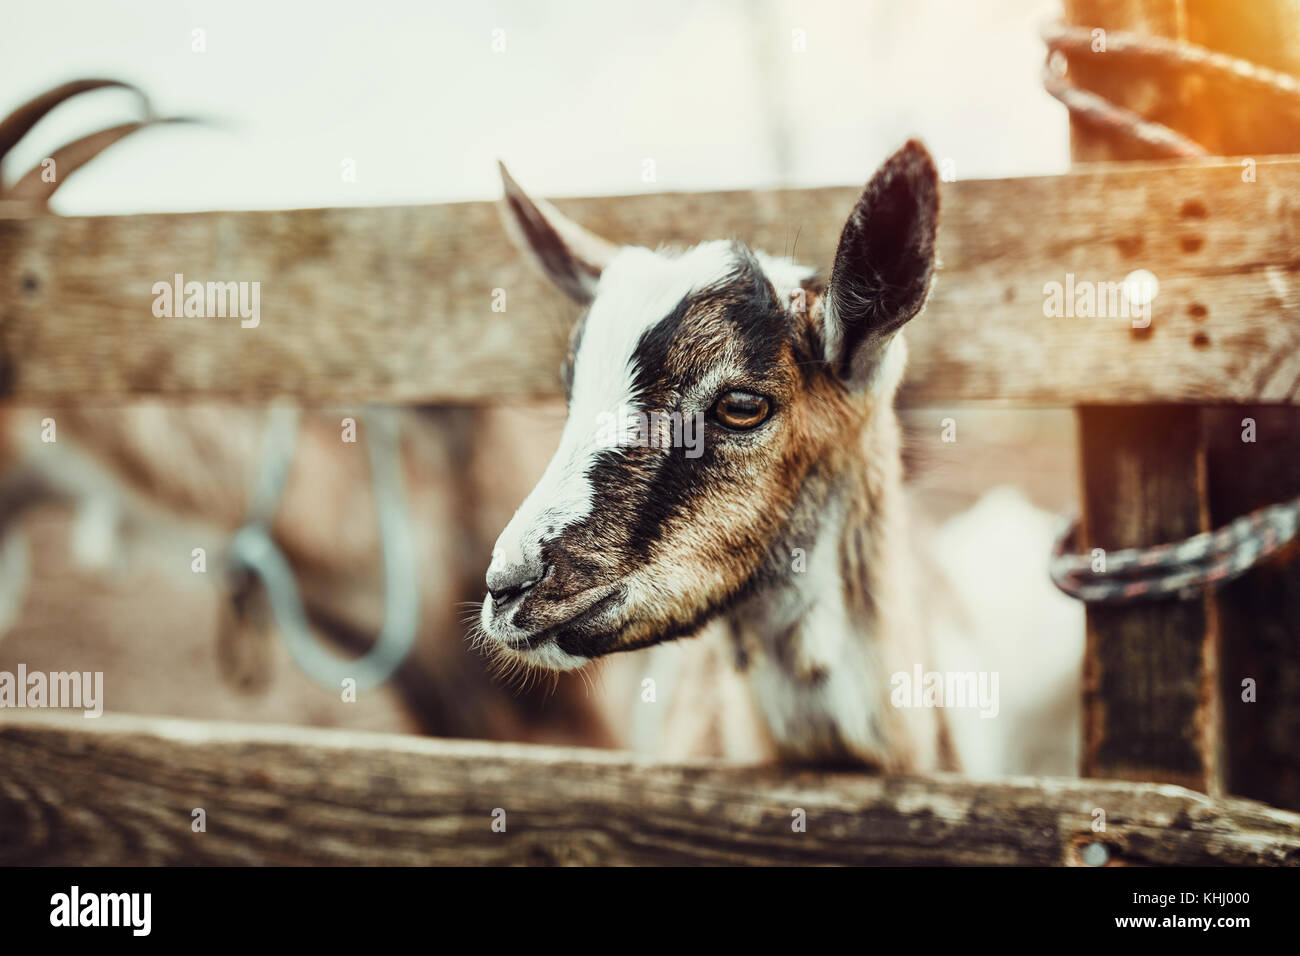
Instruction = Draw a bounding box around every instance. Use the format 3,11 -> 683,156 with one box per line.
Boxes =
0,80 -> 610,746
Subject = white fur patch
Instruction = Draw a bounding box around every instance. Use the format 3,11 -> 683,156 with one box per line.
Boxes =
490,241 -> 743,569
503,638 -> 590,672
738,495 -> 891,761
929,486 -> 1084,777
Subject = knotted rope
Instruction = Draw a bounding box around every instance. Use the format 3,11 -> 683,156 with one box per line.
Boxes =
1042,23 -> 1300,603
1050,498 -> 1300,604
1040,21 -> 1300,157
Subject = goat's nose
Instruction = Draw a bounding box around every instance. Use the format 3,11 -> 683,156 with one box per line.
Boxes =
487,557 -> 547,608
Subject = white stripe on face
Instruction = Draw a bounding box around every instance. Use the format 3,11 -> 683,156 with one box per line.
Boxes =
490,241 -> 742,570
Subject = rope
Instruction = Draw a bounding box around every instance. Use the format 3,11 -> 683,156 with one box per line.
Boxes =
1051,496 -> 1300,604
226,405 -> 419,690
1041,67 -> 1209,158
1040,21 -> 1300,158
1041,24 -> 1300,603
1042,23 -> 1300,102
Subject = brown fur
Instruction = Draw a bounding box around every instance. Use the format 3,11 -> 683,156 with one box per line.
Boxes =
489,142 -> 947,768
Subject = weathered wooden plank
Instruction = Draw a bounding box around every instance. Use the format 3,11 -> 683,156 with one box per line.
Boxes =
1,713 -> 1298,866
1185,0 -> 1300,816
1077,406 -> 1217,791
1206,407 -> 1300,811
1068,0 -> 1220,796
2,157 -> 1300,404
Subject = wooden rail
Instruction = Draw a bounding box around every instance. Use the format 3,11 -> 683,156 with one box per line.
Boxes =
2,713 -> 1298,865
1,156 -> 1299,405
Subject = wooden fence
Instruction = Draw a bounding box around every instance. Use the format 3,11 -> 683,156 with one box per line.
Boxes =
2,153 -> 1300,864
1,156 -> 1297,406
3,713 -> 1299,866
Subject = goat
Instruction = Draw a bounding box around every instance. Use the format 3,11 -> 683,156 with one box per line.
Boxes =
483,141 -> 968,770
483,140 -> 961,770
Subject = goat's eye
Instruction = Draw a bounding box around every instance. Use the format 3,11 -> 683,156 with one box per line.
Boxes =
710,391 -> 771,430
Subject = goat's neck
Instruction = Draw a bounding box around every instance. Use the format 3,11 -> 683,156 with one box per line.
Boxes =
725,403 -> 943,770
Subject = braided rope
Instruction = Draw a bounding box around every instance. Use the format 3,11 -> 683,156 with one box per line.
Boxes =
1041,24 -> 1300,603
1040,21 -> 1300,159
1051,496 -> 1300,604
1042,22 -> 1300,101
1041,67 -> 1209,157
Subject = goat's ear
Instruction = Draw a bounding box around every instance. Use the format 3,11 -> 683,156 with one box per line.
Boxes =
823,140 -> 939,386
497,162 -> 620,305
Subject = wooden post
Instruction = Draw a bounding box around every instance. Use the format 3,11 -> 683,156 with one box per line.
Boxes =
1066,0 -> 1219,794
1182,1 -> 1300,813
1066,0 -> 1300,808
1075,407 -> 1215,790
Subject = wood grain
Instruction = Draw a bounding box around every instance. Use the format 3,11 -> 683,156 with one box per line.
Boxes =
1,713 -> 1298,866
1206,407 -> 1300,812
1181,0 -> 1300,815
1067,0 -> 1300,809
1190,0 -> 1300,816
1069,0 -> 1219,797
1077,406 -> 1217,791
2,157 -> 1300,405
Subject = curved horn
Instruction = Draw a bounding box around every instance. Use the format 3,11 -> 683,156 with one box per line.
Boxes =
0,79 -> 152,166
7,117 -> 199,204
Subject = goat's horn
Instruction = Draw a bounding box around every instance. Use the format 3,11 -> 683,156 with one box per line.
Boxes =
6,117 -> 199,204
0,79 -> 152,166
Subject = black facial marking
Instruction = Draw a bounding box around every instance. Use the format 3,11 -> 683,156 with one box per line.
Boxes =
719,246 -> 787,375
553,556 -> 778,660
540,243 -> 827,659
626,244 -> 785,401
604,244 -> 787,559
